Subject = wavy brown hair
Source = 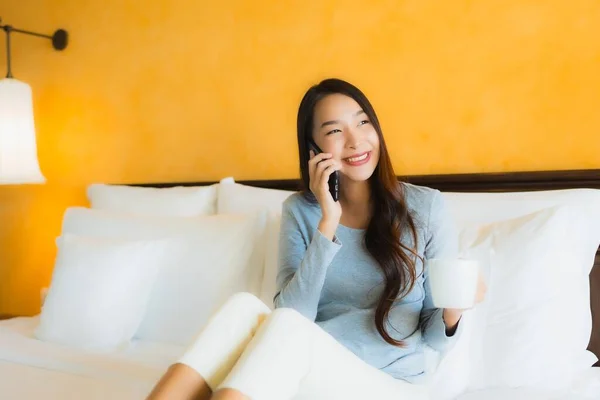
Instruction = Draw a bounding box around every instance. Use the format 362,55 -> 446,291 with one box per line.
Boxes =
296,78 -> 420,346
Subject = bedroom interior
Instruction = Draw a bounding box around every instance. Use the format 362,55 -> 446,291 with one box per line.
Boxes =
1,0 -> 599,399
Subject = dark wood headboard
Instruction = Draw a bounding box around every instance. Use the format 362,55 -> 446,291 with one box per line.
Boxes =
134,168 -> 600,366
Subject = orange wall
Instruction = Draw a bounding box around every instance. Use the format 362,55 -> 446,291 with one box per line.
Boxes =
1,0 -> 599,315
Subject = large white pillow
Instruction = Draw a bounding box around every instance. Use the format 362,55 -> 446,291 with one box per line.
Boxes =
87,183 -> 218,217
60,207 -> 263,345
458,205 -> 600,392
428,199 -> 600,398
35,234 -> 175,351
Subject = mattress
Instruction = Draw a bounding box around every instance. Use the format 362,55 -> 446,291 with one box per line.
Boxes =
0,317 -> 599,399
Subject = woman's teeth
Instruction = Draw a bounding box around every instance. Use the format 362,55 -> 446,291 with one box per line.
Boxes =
346,153 -> 368,162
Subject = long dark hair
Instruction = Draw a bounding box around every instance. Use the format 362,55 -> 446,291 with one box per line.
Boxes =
297,78 -> 420,346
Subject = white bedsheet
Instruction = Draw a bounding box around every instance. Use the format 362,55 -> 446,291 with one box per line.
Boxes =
0,316 -> 185,399
0,360 -> 156,399
0,317 -> 598,399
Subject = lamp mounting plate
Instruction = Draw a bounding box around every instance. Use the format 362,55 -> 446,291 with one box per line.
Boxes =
52,29 -> 68,50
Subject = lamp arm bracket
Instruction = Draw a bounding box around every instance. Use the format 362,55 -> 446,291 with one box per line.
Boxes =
0,17 -> 68,79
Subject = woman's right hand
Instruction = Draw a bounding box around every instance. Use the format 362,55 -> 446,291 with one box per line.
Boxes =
308,151 -> 342,239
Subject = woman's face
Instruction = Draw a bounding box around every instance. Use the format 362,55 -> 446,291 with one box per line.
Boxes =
311,93 -> 380,183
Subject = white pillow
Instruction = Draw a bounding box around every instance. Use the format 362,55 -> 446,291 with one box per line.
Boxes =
428,202 -> 600,398
217,178 -> 294,215
443,188 -> 600,229
458,205 -> 599,392
60,207 -> 263,345
35,234 -> 175,351
259,212 -> 282,308
87,183 -> 218,217
217,178 -> 294,307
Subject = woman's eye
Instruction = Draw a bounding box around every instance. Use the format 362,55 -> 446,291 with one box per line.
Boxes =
326,129 -> 342,135
359,120 -> 370,126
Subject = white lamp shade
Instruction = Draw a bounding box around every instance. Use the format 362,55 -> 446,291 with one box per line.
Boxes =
0,78 -> 45,184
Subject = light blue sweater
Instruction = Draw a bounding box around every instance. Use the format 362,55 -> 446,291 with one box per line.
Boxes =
273,183 -> 459,382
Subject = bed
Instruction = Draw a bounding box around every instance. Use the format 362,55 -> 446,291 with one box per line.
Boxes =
0,168 -> 599,399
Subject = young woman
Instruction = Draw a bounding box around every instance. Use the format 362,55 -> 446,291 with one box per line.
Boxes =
147,78 -> 486,400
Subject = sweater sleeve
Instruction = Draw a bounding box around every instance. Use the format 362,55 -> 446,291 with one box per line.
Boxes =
273,204 -> 342,321
419,190 -> 461,352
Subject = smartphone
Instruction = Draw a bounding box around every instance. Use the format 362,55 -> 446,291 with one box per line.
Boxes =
307,139 -> 339,202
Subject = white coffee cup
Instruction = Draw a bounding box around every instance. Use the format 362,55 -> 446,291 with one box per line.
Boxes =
426,258 -> 479,309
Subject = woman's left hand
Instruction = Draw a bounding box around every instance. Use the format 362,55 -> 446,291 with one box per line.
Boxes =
443,273 -> 488,330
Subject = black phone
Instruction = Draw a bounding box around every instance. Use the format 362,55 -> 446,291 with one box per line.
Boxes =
307,139 -> 339,202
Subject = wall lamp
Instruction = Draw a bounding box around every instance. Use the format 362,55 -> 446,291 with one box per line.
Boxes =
0,18 -> 68,184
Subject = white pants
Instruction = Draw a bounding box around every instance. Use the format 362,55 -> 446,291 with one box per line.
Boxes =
177,292 -> 430,400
